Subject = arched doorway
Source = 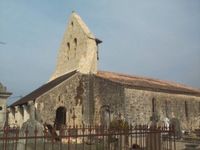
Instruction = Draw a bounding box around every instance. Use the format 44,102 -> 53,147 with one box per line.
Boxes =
55,107 -> 66,130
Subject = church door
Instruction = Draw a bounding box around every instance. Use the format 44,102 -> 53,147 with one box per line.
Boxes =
55,107 -> 66,130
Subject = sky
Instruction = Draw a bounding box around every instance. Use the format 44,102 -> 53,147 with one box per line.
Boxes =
0,0 -> 200,104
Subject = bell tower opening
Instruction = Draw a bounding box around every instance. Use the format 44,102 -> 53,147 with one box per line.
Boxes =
50,12 -> 102,81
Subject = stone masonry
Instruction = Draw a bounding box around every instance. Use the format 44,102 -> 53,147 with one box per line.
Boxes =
7,12 -> 200,132
50,12 -> 98,81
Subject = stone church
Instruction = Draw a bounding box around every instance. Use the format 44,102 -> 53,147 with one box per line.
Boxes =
6,12 -> 200,131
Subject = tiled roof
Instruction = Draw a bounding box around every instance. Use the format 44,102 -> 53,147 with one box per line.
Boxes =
10,70 -> 200,107
96,71 -> 200,96
10,70 -> 77,107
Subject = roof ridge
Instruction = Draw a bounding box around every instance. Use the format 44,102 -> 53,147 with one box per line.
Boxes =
97,70 -> 200,94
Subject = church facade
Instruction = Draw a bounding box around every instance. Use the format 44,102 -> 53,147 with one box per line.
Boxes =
7,12 -> 200,131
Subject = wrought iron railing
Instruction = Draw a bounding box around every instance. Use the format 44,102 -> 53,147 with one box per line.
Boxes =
0,124 -> 176,150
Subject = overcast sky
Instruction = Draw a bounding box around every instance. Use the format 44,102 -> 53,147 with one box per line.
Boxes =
1,0 -> 200,104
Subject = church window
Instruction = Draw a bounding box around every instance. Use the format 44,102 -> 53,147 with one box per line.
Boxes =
152,97 -> 156,113
71,21 -> 74,27
67,42 -> 70,50
67,42 -> 70,60
58,95 -> 61,102
199,102 -> 200,113
74,38 -> 77,56
185,101 -> 189,119
74,38 -> 77,47
165,100 -> 168,117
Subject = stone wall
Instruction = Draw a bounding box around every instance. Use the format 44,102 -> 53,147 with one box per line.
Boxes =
50,13 -> 97,81
8,103 -> 30,128
36,73 -> 92,126
15,106 -> 24,127
11,73 -> 200,131
91,76 -> 200,130
93,77 -> 125,125
8,107 -> 15,126
125,88 -> 200,130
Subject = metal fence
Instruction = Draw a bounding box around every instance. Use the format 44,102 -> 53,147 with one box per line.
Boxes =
0,124 -> 176,150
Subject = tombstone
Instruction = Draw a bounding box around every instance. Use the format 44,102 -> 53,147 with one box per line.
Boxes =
170,118 -> 182,139
17,102 -> 44,150
163,117 -> 170,129
146,113 -> 162,150
148,112 -> 159,128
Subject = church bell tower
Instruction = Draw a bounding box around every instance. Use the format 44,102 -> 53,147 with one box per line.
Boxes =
50,12 -> 101,81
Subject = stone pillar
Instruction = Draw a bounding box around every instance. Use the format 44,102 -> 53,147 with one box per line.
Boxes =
22,104 -> 30,122
7,107 -> 15,126
15,106 -> 24,127
0,103 -> 6,128
28,101 -> 35,120
0,82 -> 12,128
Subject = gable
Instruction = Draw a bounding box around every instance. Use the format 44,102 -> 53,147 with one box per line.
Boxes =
10,70 -> 77,107
50,12 -> 99,81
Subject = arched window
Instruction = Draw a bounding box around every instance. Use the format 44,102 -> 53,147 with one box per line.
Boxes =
152,97 -> 156,113
67,42 -> 70,60
67,42 -> 70,50
185,101 -> 189,119
74,38 -> 77,47
74,38 -> 77,57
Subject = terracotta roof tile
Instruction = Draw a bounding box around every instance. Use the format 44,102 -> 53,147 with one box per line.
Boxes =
96,71 -> 200,96
11,70 -> 200,107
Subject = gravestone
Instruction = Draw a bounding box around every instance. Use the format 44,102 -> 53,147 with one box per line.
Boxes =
170,118 -> 182,139
17,102 -> 44,150
146,113 -> 162,150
